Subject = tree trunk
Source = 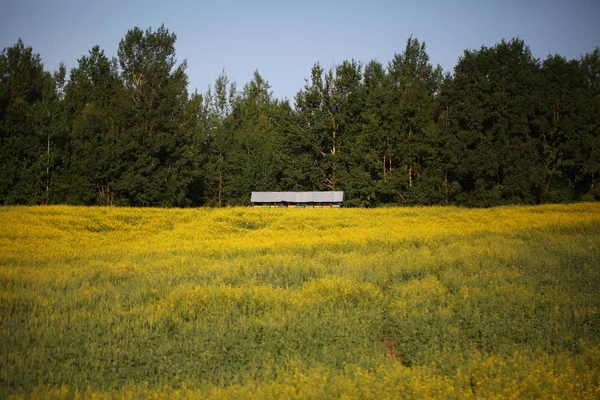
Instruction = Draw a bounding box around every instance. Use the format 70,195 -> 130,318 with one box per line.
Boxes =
332,128 -> 336,156
46,131 -> 50,203
544,176 -> 553,202
443,173 -> 450,203
98,184 -> 114,206
218,171 -> 223,206
329,117 -> 338,189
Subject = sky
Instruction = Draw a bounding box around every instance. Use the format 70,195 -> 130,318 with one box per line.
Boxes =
1,0 -> 599,102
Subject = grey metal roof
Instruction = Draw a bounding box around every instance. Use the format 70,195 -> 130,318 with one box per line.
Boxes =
251,191 -> 344,203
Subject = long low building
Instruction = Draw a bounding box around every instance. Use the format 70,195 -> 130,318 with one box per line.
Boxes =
251,191 -> 343,207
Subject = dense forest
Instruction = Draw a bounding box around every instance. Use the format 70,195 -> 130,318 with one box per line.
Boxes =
1,25 -> 598,207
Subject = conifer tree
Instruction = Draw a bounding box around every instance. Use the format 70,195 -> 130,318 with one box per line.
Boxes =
0,40 -> 61,204
117,25 -> 196,206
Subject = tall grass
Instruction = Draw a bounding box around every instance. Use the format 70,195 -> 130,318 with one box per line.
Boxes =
1,204 -> 599,398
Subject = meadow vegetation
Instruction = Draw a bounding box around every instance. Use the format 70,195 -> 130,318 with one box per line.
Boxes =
1,204 -> 599,398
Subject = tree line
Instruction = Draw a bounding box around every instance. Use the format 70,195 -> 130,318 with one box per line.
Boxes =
1,25 -> 598,207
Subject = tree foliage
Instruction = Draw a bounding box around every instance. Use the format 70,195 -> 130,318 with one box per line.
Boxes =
0,28 -> 598,206
0,40 -> 60,204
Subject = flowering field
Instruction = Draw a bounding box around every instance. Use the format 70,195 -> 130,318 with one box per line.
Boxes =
1,204 -> 600,399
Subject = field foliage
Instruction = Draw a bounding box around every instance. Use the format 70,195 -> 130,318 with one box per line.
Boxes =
1,204 -> 600,398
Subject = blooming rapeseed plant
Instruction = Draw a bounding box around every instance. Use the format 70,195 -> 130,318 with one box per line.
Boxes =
1,203 -> 599,398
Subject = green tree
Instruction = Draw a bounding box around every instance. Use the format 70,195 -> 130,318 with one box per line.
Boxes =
534,54 -> 585,202
443,39 -> 542,206
292,64 -> 330,191
201,70 -> 237,206
330,60 -> 368,205
0,40 -> 61,204
293,61 -> 365,196
436,72 -> 464,203
355,59 -> 390,206
224,71 -> 286,205
116,25 -> 196,206
60,46 -> 125,204
386,38 -> 443,204
574,48 -> 600,200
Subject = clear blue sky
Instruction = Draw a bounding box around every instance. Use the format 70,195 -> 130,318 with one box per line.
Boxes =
1,0 -> 599,102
